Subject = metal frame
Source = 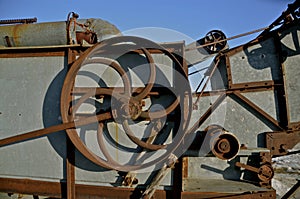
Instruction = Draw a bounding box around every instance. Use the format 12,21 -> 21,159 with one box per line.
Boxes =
1,2 -> 300,197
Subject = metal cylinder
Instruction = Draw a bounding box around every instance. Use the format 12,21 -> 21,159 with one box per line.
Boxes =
0,18 -> 120,47
206,125 -> 240,160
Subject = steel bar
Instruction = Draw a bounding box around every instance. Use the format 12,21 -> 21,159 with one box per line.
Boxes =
0,112 -> 112,147
272,33 -> 289,128
259,0 -> 300,36
0,18 -> 37,25
0,177 -> 169,199
187,93 -> 227,135
281,179 -> 300,199
193,58 -> 221,106
229,80 -> 276,90
67,137 -> 75,199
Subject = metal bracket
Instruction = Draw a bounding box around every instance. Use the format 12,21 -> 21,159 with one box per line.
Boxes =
266,130 -> 300,156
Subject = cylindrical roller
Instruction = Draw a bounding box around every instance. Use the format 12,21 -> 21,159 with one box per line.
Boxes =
205,125 -> 240,160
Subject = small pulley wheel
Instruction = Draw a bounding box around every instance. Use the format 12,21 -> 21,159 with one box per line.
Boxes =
204,30 -> 227,54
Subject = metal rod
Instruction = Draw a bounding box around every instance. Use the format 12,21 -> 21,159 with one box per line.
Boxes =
0,112 -> 112,147
0,18 -> 37,25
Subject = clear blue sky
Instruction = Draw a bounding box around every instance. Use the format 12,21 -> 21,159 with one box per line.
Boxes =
0,0 -> 295,47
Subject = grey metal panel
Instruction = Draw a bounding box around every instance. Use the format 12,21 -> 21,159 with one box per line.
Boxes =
0,138 -> 64,180
0,56 -> 67,180
222,95 -> 277,147
280,24 -> 300,124
241,91 -> 279,121
229,38 -> 281,83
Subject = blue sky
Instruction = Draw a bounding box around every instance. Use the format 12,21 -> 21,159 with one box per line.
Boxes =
0,0 -> 295,47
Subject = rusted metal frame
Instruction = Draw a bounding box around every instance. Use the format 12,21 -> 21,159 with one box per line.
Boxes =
0,177 -> 171,199
272,31 -> 290,129
0,48 -> 66,58
0,176 -> 276,199
193,84 -> 275,99
222,52 -> 234,90
259,0 -> 300,37
266,130 -> 300,156
224,42 -> 279,91
0,45 -> 90,58
222,33 -> 277,89
0,178 -> 62,198
232,86 -> 276,93
170,43 -> 186,199
171,157 -> 183,199
229,80 -> 276,90
66,136 -> 75,199
75,184 -> 169,199
66,48 -> 77,199
181,190 -> 276,199
221,29 -> 287,130
231,92 -> 282,130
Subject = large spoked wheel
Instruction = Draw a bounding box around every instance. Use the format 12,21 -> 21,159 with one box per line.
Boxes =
60,36 -> 192,172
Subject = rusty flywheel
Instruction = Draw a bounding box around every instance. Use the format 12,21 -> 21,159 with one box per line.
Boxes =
60,36 -> 192,171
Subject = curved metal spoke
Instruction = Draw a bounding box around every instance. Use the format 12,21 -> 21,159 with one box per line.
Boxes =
60,36 -> 192,171
132,48 -> 156,101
